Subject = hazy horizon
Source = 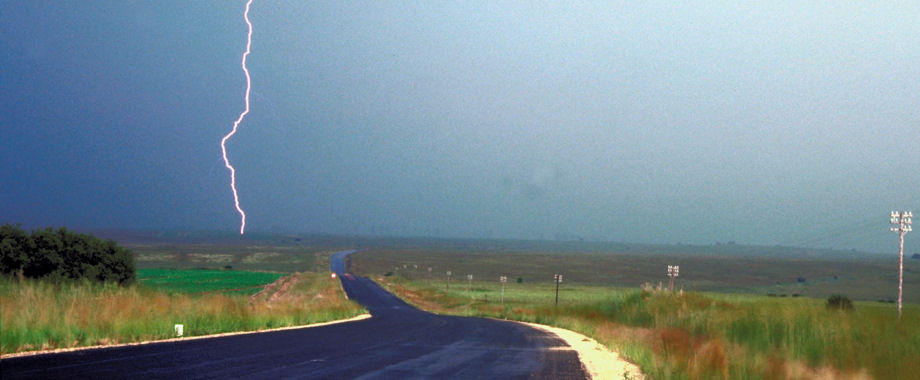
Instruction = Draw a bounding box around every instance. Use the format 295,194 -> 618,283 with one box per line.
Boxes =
2,1 -> 916,254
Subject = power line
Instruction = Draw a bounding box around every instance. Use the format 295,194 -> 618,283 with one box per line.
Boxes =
789,217 -> 878,248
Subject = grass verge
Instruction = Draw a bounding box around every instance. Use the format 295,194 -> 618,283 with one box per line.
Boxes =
375,275 -> 919,379
1,271 -> 364,355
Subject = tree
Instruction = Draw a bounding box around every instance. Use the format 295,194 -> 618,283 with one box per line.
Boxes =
0,224 -> 135,284
29,227 -> 64,279
0,224 -> 31,275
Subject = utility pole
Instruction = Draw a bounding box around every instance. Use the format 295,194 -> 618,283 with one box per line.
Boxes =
446,270 -> 452,292
667,265 -> 680,291
890,211 -> 913,319
467,274 -> 473,293
500,276 -> 507,305
553,274 -> 563,306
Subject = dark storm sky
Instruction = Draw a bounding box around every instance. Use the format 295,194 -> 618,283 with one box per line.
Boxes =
1,1 -> 917,253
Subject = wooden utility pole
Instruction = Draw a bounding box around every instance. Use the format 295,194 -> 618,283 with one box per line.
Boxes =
667,265 -> 680,291
553,274 -> 563,306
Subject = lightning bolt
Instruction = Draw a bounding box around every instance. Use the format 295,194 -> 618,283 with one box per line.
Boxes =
221,0 -> 253,235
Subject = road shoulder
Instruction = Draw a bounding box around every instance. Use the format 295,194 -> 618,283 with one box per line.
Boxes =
516,321 -> 645,380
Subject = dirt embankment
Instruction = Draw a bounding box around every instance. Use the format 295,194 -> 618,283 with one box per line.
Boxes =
251,273 -> 299,303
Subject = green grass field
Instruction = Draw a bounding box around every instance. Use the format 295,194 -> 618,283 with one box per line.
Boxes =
130,245 -> 330,273
4,236 -> 356,356
351,248 -> 919,303
1,268 -> 364,355
356,248 -> 920,379
376,275 -> 919,379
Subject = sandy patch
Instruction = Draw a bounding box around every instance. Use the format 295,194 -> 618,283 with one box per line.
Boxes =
187,253 -> 235,263
134,253 -> 177,262
1,314 -> 371,359
242,252 -> 282,263
518,321 -> 645,380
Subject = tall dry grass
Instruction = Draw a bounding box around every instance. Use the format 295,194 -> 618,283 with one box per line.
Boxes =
1,272 -> 364,355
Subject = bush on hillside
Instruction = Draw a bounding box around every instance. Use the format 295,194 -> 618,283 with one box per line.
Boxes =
0,224 -> 135,284
826,294 -> 854,311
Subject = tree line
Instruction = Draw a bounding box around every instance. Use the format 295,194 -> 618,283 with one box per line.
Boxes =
0,224 -> 135,284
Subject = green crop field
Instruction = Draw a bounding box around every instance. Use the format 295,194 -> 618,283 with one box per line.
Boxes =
137,268 -> 285,295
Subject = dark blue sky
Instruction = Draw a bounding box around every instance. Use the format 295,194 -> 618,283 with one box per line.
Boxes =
2,1 -> 917,253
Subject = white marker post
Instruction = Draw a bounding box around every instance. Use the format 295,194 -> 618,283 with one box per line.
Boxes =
467,274 -> 473,293
446,270 -> 452,291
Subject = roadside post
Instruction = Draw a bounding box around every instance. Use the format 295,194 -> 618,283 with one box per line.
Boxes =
553,274 -> 563,306
500,276 -> 507,305
467,274 -> 473,293
427,267 -> 432,285
446,270 -> 452,291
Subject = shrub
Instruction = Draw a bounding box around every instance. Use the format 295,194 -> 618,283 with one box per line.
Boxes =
826,294 -> 854,311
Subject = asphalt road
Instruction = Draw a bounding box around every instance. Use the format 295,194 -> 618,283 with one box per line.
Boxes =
3,250 -> 587,379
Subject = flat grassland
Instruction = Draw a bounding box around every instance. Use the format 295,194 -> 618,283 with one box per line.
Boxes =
1,245 -> 364,356
351,248 -> 918,303
354,248 -> 919,379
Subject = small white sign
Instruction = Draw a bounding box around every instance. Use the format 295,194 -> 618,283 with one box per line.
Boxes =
175,324 -> 184,337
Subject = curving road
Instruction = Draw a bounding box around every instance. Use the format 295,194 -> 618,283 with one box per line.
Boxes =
3,250 -> 587,379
